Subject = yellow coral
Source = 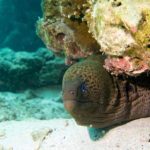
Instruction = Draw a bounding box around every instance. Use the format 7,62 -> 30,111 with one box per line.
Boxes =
42,0 -> 60,19
37,0 -> 150,75
134,9 -> 150,51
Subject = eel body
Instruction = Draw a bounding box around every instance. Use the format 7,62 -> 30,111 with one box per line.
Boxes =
62,55 -> 150,128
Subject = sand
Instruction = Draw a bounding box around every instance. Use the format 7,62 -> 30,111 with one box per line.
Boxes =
0,118 -> 149,150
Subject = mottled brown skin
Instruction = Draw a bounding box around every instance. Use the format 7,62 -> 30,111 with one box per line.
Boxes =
62,55 -> 150,128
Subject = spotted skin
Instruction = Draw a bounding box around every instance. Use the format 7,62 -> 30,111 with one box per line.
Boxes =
62,55 -> 150,129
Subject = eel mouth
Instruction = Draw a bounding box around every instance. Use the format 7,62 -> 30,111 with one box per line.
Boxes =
64,99 -> 127,128
64,100 -> 98,114
75,118 -> 111,128
63,100 -> 115,128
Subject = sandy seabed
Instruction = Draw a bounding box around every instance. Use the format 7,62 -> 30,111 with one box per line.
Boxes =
0,118 -> 149,150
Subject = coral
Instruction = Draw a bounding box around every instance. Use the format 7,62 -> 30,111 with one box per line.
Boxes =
0,48 -> 67,91
85,0 -> 139,56
104,56 -> 149,76
134,9 -> 150,51
85,0 -> 150,75
37,0 -> 150,75
85,0 -> 150,55
36,0 -> 100,64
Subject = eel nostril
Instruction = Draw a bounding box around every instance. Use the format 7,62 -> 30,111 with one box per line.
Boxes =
70,90 -> 75,95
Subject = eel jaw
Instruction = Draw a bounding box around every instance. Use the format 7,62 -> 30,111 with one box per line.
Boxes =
63,96 -> 108,128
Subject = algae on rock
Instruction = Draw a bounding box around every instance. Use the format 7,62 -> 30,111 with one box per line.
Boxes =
36,0 -> 100,64
37,0 -> 150,76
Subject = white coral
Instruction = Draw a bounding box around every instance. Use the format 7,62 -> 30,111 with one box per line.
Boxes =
99,27 -> 135,56
85,0 -> 150,56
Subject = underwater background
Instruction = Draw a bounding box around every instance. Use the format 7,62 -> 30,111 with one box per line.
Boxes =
0,0 -> 70,122
0,1 -> 150,149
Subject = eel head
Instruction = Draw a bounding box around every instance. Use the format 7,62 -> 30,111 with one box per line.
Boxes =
62,55 -> 116,128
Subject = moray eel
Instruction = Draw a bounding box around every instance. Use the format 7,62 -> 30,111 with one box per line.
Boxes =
62,55 -> 150,129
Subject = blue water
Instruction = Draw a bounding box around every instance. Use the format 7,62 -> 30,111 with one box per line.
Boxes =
0,0 -> 44,51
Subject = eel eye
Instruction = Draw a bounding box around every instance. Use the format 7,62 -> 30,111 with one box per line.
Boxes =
80,82 -> 88,93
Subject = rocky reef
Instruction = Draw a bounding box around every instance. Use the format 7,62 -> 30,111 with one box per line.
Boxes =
87,0 -> 150,76
36,0 -> 100,64
37,0 -> 150,76
0,48 -> 67,91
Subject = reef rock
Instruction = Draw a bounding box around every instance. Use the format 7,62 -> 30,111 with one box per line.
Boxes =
37,0 -> 150,76
36,0 -> 100,64
86,0 -> 150,76
0,48 -> 67,91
